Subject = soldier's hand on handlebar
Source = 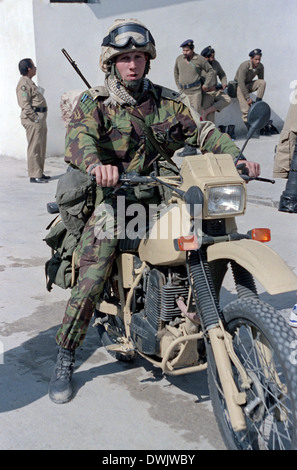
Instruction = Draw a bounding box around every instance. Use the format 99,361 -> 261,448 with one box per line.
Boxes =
88,164 -> 119,187
236,160 -> 260,177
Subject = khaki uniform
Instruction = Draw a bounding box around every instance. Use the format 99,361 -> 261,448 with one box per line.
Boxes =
174,53 -> 216,114
201,59 -> 231,123
273,90 -> 297,178
16,76 -> 47,178
234,59 -> 266,123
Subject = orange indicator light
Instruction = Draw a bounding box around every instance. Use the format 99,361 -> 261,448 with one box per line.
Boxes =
176,235 -> 199,251
250,228 -> 271,242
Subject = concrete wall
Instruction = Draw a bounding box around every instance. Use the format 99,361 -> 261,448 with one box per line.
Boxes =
2,0 -> 297,159
0,0 -> 36,158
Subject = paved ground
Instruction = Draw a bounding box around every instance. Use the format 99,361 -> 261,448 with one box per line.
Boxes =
0,133 -> 297,451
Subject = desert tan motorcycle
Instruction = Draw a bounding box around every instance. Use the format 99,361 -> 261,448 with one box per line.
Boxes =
90,102 -> 297,450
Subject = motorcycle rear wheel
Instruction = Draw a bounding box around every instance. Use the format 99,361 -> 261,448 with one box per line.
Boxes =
208,297 -> 297,450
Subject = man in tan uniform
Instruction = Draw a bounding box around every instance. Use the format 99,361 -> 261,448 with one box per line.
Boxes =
200,46 -> 231,123
16,58 -> 49,183
234,49 -> 266,126
174,39 -> 216,115
273,85 -> 297,178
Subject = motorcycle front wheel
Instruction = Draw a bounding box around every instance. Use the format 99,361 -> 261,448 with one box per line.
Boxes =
208,297 -> 297,450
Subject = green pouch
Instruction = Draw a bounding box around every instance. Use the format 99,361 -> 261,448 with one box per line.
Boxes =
45,254 -> 74,291
44,217 -> 78,291
44,216 -> 67,250
55,169 -> 97,240
134,183 -> 156,200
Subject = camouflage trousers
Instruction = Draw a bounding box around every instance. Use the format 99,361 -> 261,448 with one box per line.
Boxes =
56,199 -> 119,350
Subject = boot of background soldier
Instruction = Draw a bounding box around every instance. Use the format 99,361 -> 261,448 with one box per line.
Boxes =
245,121 -> 260,139
227,124 -> 236,140
260,120 -> 279,136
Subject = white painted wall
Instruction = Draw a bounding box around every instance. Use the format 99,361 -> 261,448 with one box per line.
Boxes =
0,0 -> 36,158
1,0 -> 297,159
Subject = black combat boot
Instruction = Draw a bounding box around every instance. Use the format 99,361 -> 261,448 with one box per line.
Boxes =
218,125 -> 226,133
49,347 -> 75,404
227,125 -> 236,140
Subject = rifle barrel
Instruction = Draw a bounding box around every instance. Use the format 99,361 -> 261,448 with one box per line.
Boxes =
61,48 -> 91,89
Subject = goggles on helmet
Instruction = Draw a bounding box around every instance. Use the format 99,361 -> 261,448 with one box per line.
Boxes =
101,23 -> 155,49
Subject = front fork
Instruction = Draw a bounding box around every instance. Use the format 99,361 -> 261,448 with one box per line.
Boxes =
188,249 -> 253,431
208,323 -> 250,431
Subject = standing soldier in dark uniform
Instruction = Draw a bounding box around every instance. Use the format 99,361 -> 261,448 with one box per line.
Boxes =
234,49 -> 266,126
16,58 -> 49,183
48,19 -> 260,404
174,39 -> 216,115
200,46 -> 231,123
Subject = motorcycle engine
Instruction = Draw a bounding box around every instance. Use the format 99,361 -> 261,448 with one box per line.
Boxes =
130,267 -> 190,355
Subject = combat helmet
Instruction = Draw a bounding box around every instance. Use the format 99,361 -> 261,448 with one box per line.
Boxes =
100,19 -> 157,73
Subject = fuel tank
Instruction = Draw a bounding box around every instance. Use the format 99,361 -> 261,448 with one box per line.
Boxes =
138,204 -> 187,266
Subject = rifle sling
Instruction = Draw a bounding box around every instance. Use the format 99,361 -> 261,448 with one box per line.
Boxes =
127,113 -> 179,172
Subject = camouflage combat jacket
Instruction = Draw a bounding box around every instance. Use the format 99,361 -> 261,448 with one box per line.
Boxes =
64,80 -> 218,175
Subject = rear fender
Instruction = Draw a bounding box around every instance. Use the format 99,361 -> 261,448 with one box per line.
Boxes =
207,239 -> 297,295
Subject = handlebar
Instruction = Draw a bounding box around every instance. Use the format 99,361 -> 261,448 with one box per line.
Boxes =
241,174 -> 275,184
117,172 -> 187,200
118,170 -> 275,187
118,174 -> 155,184
236,163 -> 275,184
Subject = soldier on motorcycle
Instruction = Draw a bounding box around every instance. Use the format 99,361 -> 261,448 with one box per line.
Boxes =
49,18 -> 260,404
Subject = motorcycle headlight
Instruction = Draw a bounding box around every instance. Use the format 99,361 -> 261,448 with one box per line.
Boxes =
206,185 -> 245,217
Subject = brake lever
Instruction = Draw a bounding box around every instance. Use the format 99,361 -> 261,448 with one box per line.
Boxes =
241,174 -> 275,184
236,163 -> 275,184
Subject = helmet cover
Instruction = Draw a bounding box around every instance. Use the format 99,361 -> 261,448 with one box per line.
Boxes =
100,19 -> 156,73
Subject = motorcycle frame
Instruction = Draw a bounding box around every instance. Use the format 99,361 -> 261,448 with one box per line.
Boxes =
95,152 -> 297,433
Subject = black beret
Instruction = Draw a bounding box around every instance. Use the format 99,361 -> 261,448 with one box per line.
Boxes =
249,48 -> 262,57
180,39 -> 194,48
201,45 -> 214,57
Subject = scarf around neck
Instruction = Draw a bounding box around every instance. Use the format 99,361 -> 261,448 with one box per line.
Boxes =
104,75 -> 150,107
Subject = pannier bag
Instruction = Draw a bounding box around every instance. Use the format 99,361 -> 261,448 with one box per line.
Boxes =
55,169 -> 96,239
44,168 -> 97,291
44,216 -> 78,291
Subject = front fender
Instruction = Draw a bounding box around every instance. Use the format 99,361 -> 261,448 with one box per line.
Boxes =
207,239 -> 297,295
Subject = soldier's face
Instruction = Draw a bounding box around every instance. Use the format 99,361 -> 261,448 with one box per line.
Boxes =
182,47 -> 194,60
250,55 -> 261,68
115,51 -> 147,81
208,53 -> 215,63
28,61 -> 37,78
